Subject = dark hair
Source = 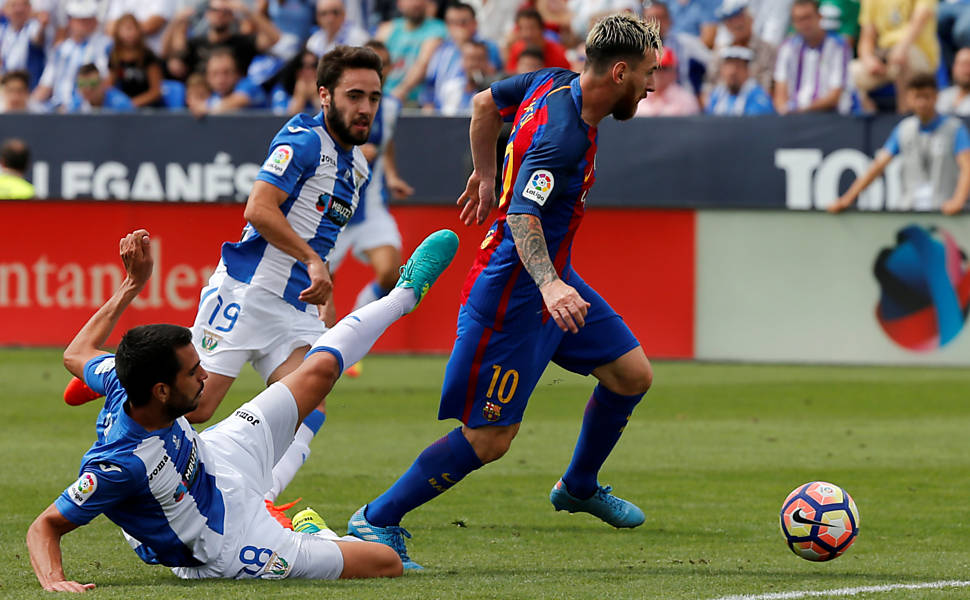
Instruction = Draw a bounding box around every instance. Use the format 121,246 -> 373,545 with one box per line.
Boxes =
0,138 -> 30,172
907,72 -> 938,91
1,70 -> 29,87
110,13 -> 148,64
519,45 -> 545,63
77,63 -> 100,78
515,8 -> 544,28
364,39 -> 388,54
279,48 -> 318,94
446,1 -> 476,19
792,0 -> 820,11
207,46 -> 239,73
316,45 -> 383,92
115,324 -> 193,407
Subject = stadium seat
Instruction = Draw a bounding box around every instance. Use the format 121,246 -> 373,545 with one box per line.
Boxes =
161,79 -> 186,110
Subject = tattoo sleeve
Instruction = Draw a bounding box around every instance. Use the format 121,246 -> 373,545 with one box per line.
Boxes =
507,213 -> 558,288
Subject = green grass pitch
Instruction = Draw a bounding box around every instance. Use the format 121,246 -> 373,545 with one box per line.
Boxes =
2,349 -> 969,599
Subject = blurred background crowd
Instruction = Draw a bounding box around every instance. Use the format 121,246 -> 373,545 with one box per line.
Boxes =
0,0 -> 967,118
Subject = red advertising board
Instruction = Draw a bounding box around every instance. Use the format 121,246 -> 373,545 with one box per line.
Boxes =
0,202 -> 693,358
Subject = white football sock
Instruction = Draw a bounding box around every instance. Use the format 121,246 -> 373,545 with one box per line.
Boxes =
309,287 -> 415,372
265,423 -> 315,502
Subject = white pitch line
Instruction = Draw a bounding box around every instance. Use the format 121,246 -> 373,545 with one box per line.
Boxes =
710,580 -> 970,600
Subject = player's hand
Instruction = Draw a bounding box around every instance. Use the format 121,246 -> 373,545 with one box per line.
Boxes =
317,299 -> 337,328
300,258 -> 332,305
388,175 -> 414,200
942,196 -> 966,215
540,279 -> 590,334
119,229 -> 154,288
457,170 -> 496,226
43,580 -> 96,593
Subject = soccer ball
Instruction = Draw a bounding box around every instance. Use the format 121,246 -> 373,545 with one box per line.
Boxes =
779,481 -> 860,562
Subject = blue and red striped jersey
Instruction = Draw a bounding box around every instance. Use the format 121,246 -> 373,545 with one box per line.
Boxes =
461,68 -> 597,331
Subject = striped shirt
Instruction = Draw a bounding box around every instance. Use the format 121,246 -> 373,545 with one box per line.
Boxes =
219,111 -> 370,312
38,33 -> 112,108
422,37 -> 503,109
707,79 -> 775,116
774,32 -> 850,113
305,23 -> 370,58
0,18 -> 45,85
55,355 -> 225,568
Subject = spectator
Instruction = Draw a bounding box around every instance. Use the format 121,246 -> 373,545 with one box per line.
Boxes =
532,0 -> 580,48
667,0 -> 720,48
306,0 -> 369,58
432,39 -> 497,115
644,1 -> 712,97
773,0 -> 850,114
162,0 -> 281,80
570,0 -> 640,40
938,0 -> 970,75
184,71 -> 211,109
477,0 -> 523,45
266,0 -> 317,48
376,0 -> 447,104
831,74 -> 970,214
636,47 -> 701,116
103,0 -> 175,55
819,0 -> 860,46
270,47 -> 319,115
515,45 -> 545,73
108,14 -> 164,108
66,62 -> 136,112
192,46 -> 267,116
938,46 -> 970,115
505,8 -> 571,73
0,138 -> 35,199
0,0 -> 47,87
0,70 -> 31,112
708,0 -> 777,94
852,0 -> 939,114
422,2 -> 501,111
720,0 -> 795,47
706,45 -> 775,115
31,0 -> 112,110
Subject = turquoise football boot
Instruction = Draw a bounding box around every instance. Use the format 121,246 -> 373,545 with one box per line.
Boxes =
395,229 -> 459,310
549,479 -> 645,528
347,506 -> 424,570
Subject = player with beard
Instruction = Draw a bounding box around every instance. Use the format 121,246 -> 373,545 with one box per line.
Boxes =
346,14 -> 662,569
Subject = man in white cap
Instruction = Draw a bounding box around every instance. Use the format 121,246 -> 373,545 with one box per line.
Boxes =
707,0 -> 777,94
30,0 -> 112,110
706,45 -> 775,115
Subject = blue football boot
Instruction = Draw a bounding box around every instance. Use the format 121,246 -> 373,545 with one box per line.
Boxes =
550,479 -> 645,528
347,506 -> 424,570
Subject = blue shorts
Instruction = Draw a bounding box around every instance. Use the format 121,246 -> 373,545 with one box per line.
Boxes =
438,275 -> 640,428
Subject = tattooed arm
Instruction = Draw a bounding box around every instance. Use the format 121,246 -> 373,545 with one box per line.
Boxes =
507,213 -> 589,332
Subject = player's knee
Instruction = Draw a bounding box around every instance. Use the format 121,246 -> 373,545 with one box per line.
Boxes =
464,424 -> 518,464
610,362 -> 653,397
378,544 -> 404,577
304,351 -> 341,385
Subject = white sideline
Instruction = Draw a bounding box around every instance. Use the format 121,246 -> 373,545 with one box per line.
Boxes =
710,580 -> 970,600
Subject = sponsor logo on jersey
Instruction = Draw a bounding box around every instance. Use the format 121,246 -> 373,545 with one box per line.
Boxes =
70,472 -> 98,505
148,455 -> 170,481
234,409 -> 261,426
200,329 -> 222,353
523,170 -> 554,206
94,357 -> 116,375
287,126 -> 310,133
98,463 -> 121,473
320,154 -> 336,167
262,145 -> 293,176
483,401 -> 502,422
317,193 -> 354,226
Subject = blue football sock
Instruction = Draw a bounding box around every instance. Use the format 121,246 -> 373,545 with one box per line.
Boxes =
303,409 -> 326,435
561,384 -> 644,500
372,281 -> 393,299
365,427 -> 483,527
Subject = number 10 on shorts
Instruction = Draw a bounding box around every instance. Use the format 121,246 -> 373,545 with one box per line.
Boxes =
486,365 -> 519,404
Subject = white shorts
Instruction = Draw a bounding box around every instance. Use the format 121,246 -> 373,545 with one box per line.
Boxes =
191,272 -> 327,381
173,383 -> 356,580
327,204 -> 402,271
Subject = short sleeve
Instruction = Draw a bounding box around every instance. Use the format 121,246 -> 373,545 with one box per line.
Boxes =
83,354 -> 122,397
883,123 -> 902,156
954,124 -> 970,155
255,126 -> 321,195
507,128 -> 583,218
54,466 -> 132,526
490,71 -> 541,121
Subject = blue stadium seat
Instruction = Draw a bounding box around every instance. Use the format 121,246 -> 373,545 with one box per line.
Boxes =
161,79 -> 186,110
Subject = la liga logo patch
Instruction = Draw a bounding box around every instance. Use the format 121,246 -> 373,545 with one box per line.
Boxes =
874,225 -> 970,351
70,472 -> 98,506
523,170 -> 554,206
262,144 -> 293,176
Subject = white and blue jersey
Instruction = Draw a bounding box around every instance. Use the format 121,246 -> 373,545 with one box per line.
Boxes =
220,111 -> 370,312
706,79 -> 775,116
38,33 -> 112,108
0,18 -> 45,86
55,355 -> 225,568
350,96 -> 400,226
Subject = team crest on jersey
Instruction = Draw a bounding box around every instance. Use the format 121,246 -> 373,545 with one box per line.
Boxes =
263,144 -> 293,176
483,401 -> 502,422
523,170 -> 554,206
258,552 -> 292,579
200,329 -> 221,353
70,473 -> 98,506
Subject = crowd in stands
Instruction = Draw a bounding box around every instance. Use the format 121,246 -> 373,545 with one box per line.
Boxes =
1,0 -> 970,118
